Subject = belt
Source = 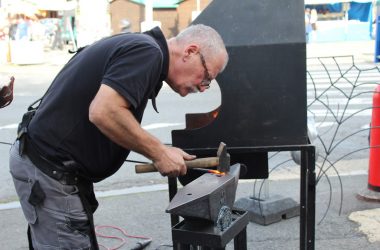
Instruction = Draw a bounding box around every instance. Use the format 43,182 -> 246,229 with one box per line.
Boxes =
24,136 -> 81,185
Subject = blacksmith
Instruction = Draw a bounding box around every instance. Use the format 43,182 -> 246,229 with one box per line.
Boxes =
9,24 -> 228,249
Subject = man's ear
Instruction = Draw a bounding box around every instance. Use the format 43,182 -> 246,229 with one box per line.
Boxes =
184,44 -> 200,58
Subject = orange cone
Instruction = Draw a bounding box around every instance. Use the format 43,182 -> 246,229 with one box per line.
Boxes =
358,84 -> 380,201
368,85 -> 380,191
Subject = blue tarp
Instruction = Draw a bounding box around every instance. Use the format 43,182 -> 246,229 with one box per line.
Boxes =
306,2 -> 372,22
348,2 -> 372,21
328,3 -> 343,13
305,3 -> 343,13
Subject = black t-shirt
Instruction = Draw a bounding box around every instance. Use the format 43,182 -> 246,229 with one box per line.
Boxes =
28,27 -> 169,182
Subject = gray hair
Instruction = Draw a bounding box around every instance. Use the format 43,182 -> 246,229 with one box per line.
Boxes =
175,24 -> 229,72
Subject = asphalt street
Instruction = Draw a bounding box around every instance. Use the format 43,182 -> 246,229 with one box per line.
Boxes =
0,40 -> 379,249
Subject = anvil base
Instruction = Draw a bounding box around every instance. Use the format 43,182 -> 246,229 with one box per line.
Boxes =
172,210 -> 249,250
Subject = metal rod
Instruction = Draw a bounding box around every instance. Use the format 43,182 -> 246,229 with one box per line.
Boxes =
300,148 -> 307,250
300,146 -> 316,250
307,146 -> 316,249
234,227 -> 247,250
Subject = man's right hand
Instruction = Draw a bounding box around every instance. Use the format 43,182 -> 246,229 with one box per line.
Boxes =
153,146 -> 196,177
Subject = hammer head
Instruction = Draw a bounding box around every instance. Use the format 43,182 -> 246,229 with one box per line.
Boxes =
216,142 -> 230,173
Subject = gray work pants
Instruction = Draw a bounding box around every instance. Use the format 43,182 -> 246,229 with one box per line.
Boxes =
9,141 -> 93,249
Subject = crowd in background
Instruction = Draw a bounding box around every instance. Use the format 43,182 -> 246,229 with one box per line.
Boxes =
0,12 -> 64,50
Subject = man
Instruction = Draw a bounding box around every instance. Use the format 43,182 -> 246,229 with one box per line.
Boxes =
9,24 -> 228,249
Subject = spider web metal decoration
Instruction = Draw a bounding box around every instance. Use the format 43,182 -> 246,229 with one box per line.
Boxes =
253,55 -> 380,224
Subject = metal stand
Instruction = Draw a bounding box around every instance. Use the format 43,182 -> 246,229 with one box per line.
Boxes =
172,210 -> 249,250
168,144 -> 316,250
234,194 -> 300,225
234,161 -> 300,225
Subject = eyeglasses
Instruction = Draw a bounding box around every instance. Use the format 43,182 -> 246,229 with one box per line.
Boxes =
198,52 -> 212,89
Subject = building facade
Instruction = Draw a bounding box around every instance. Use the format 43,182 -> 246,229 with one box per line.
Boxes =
109,0 -> 212,38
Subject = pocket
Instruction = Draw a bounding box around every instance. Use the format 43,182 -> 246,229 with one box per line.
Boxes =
57,218 -> 91,249
11,174 -> 37,224
28,180 -> 46,206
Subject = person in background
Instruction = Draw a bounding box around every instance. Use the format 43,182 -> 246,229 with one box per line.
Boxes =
15,15 -> 30,41
51,20 -> 64,50
8,15 -> 19,40
310,8 -> 318,42
9,24 -> 228,249
305,8 -> 312,43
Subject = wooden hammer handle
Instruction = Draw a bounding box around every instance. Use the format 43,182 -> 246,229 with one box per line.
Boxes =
135,157 -> 219,174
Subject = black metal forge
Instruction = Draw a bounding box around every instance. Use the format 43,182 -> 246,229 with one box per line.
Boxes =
172,0 -> 308,180
169,0 -> 316,249
172,209 -> 249,250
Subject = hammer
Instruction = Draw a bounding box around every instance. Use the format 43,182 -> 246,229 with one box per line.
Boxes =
135,142 -> 230,174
